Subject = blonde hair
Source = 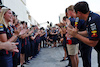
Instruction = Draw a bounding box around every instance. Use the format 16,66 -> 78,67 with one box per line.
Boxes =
67,5 -> 74,11
0,7 -> 11,28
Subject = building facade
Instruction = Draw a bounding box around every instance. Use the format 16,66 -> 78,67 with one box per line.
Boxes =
2,0 -> 38,27
2,0 -> 29,22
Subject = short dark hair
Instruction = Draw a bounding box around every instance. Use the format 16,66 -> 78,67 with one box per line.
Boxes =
65,8 -> 67,13
25,22 -> 27,25
74,1 -> 89,14
40,27 -> 44,30
65,8 -> 68,16
21,21 -> 25,24
12,11 -> 16,16
63,16 -> 68,21
32,25 -> 36,27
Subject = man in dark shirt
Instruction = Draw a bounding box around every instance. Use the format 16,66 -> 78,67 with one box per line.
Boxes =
67,1 -> 100,67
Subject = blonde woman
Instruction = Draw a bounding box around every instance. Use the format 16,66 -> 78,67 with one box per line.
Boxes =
0,7 -> 21,67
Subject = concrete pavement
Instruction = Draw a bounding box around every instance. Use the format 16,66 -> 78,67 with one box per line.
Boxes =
24,46 -> 98,67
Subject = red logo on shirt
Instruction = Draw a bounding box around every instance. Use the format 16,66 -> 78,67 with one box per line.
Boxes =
91,31 -> 98,37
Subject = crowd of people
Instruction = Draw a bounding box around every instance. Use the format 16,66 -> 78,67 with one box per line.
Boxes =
0,1 -> 64,67
0,0 -> 46,67
55,1 -> 100,67
0,0 -> 100,67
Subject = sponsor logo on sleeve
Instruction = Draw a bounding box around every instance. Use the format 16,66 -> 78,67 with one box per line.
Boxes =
0,24 -> 4,31
75,22 -> 78,27
90,23 -> 98,37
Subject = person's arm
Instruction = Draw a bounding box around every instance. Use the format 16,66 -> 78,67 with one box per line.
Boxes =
30,33 -> 38,40
67,27 -> 98,47
0,32 -> 19,42
50,32 -> 54,35
65,33 -> 73,38
0,24 -> 19,52
48,37 -> 53,41
25,30 -> 34,37
0,34 -> 7,42
19,29 -> 33,39
0,32 -> 19,52
8,34 -> 18,42
0,41 -> 19,52
20,33 -> 26,39
59,29 -> 63,41
78,30 -> 88,37
31,35 -> 36,40
8,26 -> 21,42
60,23 -> 66,26
55,31 -> 58,35
40,32 -> 46,37
75,34 -> 98,47
59,29 -> 63,37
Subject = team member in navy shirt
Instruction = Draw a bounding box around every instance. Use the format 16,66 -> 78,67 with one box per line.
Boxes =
67,5 -> 80,67
0,1 -> 18,52
0,7 -> 21,67
50,27 -> 57,47
67,1 -> 100,67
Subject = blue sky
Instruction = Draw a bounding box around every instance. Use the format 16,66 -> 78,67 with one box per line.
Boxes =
26,0 -> 100,27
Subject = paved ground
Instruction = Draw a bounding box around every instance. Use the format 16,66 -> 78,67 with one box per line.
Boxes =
24,46 -> 98,67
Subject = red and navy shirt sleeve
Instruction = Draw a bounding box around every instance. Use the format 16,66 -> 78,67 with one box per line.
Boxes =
87,14 -> 100,40
88,22 -> 98,40
0,24 -> 6,34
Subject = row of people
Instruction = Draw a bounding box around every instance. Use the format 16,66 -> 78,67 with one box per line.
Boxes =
0,1 -> 47,67
55,1 -> 100,67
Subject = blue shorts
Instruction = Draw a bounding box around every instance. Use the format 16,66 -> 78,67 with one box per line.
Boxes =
0,55 -> 13,67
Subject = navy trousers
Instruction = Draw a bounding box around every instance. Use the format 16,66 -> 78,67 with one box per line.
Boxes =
80,42 -> 92,67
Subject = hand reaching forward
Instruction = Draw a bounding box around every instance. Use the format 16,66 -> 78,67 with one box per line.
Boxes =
14,26 -> 22,36
67,26 -> 78,37
2,41 -> 19,52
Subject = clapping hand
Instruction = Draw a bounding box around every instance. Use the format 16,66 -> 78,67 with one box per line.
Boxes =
3,41 -> 19,52
67,26 -> 78,37
14,26 -> 22,36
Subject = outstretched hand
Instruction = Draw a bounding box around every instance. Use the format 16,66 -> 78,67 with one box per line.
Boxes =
67,26 -> 78,37
66,19 -> 71,25
14,26 -> 22,36
3,41 -> 19,52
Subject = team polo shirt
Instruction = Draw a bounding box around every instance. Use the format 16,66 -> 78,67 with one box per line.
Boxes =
0,24 -> 12,55
86,11 -> 100,52
69,18 -> 84,44
0,24 -> 6,34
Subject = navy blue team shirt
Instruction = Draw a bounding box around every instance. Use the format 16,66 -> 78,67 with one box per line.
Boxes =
86,11 -> 100,52
69,17 -> 85,44
0,24 -> 13,67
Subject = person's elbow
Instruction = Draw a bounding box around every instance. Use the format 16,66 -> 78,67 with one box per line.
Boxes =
89,43 -> 97,47
89,40 -> 98,47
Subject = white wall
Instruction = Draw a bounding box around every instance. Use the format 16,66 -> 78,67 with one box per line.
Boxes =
21,0 -> 26,5
2,0 -> 28,22
59,13 -> 65,22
